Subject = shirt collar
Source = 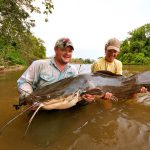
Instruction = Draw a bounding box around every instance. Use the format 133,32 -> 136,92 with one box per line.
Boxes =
50,57 -> 71,70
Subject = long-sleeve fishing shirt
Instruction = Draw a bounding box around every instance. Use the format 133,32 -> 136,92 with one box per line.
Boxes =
17,58 -> 78,97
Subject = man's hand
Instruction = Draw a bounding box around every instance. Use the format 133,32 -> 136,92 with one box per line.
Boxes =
81,92 -> 114,103
103,92 -> 113,99
140,87 -> 148,93
81,94 -> 95,103
19,92 -> 29,105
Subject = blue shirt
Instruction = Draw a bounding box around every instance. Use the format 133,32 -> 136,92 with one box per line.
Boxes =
17,58 -> 78,95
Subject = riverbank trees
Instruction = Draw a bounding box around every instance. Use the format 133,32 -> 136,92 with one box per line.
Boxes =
118,23 -> 150,65
71,58 -> 94,64
0,0 -> 53,66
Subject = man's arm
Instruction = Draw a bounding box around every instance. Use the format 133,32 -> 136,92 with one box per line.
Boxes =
17,61 -> 40,100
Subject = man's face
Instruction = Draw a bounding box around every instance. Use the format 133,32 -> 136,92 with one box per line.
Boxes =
105,49 -> 119,62
55,46 -> 73,64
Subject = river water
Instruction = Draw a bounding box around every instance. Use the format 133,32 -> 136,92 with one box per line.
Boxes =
0,64 -> 150,150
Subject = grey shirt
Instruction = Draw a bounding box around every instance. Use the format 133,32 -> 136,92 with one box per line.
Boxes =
17,58 -> 78,96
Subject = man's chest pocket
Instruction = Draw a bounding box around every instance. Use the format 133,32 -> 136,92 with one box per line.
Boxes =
40,73 -> 56,83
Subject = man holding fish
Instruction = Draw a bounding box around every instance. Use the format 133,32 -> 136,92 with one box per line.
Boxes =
91,37 -> 147,95
17,37 -> 96,107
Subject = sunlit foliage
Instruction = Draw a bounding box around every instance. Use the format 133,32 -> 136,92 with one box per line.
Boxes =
0,0 -> 53,66
118,23 -> 150,65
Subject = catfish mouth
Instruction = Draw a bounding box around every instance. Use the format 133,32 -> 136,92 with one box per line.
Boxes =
41,90 -> 80,110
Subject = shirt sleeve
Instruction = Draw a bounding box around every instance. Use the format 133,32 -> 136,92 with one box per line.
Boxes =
116,61 -> 123,75
17,61 -> 40,95
91,62 -> 100,73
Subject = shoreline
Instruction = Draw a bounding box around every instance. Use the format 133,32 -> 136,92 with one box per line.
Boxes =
0,65 -> 25,73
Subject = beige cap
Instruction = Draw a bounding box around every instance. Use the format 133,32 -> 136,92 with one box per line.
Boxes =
105,38 -> 120,52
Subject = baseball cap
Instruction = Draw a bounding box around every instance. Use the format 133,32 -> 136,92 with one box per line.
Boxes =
55,37 -> 74,50
105,38 -> 120,52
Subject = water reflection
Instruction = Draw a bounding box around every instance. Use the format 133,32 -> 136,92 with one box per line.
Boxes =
115,117 -> 150,150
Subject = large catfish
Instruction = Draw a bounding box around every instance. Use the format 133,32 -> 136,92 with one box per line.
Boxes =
23,70 -> 150,110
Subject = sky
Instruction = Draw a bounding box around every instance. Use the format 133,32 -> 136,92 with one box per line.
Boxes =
31,0 -> 150,60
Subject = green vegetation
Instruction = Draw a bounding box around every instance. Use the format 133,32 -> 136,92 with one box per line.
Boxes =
71,58 -> 94,64
0,34 -> 46,66
0,0 -> 53,66
118,23 -> 150,65
0,1 -> 149,66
